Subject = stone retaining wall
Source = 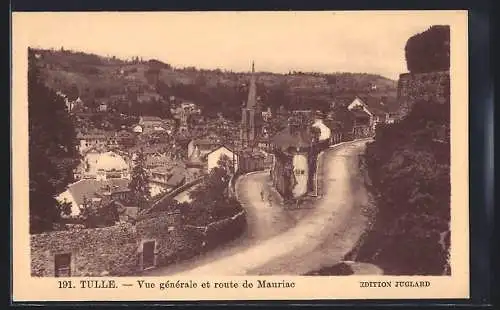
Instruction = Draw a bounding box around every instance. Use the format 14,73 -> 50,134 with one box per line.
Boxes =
397,71 -> 450,119
31,223 -> 140,277
185,210 -> 246,251
30,208 -> 246,277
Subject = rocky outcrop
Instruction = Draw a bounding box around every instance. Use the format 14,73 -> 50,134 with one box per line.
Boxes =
397,25 -> 450,119
397,71 -> 450,119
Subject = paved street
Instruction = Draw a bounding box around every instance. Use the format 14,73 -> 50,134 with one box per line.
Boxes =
143,139 -> 373,276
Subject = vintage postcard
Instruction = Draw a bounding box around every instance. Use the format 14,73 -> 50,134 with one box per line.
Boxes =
12,10 -> 469,302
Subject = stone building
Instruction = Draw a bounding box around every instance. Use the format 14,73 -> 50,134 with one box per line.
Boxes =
237,149 -> 268,173
135,116 -> 174,135
350,109 -> 372,139
270,120 -> 316,199
80,150 -> 130,181
30,209 -> 246,277
311,118 -> 332,142
56,178 -> 131,217
149,165 -> 187,196
187,139 -> 219,162
397,25 -> 450,120
347,96 -> 395,131
76,130 -> 118,154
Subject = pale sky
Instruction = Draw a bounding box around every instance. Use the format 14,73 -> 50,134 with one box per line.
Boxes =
14,11 -> 463,80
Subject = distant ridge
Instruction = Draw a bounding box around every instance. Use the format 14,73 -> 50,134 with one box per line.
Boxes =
31,47 -> 398,121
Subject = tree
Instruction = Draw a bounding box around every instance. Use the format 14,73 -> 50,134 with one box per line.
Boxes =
78,197 -> 119,228
330,104 -> 355,137
216,154 -> 235,176
128,150 -> 150,210
310,126 -> 321,143
66,83 -> 80,101
28,48 -> 80,233
362,99 -> 450,275
189,156 -> 231,203
184,155 -> 240,225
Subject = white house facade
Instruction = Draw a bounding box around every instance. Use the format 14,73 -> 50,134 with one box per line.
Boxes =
82,151 -> 130,180
347,96 -> 391,131
133,125 -> 143,133
291,153 -> 309,197
206,146 -> 239,173
312,119 -> 332,141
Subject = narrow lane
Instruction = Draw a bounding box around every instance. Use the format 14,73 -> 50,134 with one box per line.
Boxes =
142,170 -> 310,276
249,139 -> 373,275
143,139 -> 372,276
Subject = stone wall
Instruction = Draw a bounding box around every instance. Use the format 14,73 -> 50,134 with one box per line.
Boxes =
186,210 -> 247,251
30,208 -> 246,277
270,150 -> 294,199
397,71 -> 450,119
134,211 -> 196,267
31,223 -> 140,277
206,211 -> 246,249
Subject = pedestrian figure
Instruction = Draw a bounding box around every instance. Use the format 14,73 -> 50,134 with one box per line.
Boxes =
260,190 -> 264,201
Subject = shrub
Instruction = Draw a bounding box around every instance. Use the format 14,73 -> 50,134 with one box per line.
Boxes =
361,99 -> 450,275
405,25 -> 450,73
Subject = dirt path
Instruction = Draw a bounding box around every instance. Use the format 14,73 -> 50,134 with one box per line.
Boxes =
143,139 -> 372,276
142,170 -> 311,276
249,140 -> 373,275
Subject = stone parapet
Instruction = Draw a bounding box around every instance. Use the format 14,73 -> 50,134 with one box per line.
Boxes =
397,71 -> 450,119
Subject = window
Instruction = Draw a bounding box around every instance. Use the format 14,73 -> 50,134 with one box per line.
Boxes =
54,253 -> 71,277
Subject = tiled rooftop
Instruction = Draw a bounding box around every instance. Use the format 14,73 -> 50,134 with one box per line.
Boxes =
65,179 -> 130,207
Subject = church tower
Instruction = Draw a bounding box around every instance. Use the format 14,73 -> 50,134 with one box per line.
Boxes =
240,62 -> 262,147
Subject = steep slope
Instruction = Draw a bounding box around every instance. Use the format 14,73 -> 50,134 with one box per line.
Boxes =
31,47 -> 398,120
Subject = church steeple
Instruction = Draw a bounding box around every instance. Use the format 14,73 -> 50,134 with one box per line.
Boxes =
240,61 -> 262,146
246,61 -> 257,109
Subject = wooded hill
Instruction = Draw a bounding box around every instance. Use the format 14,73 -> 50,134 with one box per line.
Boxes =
31,47 -> 397,120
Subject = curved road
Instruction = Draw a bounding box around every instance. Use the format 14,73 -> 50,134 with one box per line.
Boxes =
143,139 -> 373,276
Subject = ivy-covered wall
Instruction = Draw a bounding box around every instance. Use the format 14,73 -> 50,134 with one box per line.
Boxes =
31,209 -> 246,276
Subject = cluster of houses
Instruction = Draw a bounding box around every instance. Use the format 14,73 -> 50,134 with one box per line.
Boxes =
236,63 -> 402,201
55,61 -> 401,225
56,91 -> 84,113
265,95 -> 399,200
132,116 -> 176,135
37,52 -> 407,278
58,111 -> 253,224
346,96 -> 399,134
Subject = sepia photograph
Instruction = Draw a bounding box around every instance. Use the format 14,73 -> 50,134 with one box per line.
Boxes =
12,11 -> 469,301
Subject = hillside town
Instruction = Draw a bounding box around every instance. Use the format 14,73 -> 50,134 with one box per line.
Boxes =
28,23 -> 451,278
46,57 -> 400,224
